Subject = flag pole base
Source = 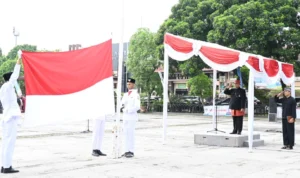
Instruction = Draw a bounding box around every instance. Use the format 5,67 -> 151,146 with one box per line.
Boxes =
81,120 -> 92,133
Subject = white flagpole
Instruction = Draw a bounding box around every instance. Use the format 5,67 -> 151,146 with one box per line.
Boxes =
15,50 -> 23,97
212,69 -> 217,129
163,46 -> 169,143
158,72 -> 169,102
114,0 -> 125,159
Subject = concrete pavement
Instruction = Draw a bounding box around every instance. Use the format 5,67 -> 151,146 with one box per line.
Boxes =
1,113 -> 300,178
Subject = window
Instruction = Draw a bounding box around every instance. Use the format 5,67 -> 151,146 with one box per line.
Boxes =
177,83 -> 186,89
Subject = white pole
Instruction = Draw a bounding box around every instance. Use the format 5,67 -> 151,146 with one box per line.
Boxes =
158,72 -> 169,102
212,69 -> 217,129
248,70 -> 254,152
158,72 -> 164,86
115,0 -> 125,158
163,47 -> 169,143
291,73 -> 296,97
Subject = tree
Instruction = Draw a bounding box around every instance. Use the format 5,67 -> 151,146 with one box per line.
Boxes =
156,0 -> 300,75
0,44 -> 37,94
0,60 -> 24,91
0,47 -> 2,57
126,28 -> 162,109
0,59 -> 25,95
7,44 -> 37,59
156,0 -> 300,104
208,0 -> 300,74
156,0 -> 249,77
187,73 -> 212,104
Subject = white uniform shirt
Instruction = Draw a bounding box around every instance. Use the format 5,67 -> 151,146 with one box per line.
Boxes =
0,64 -> 21,122
121,89 -> 140,121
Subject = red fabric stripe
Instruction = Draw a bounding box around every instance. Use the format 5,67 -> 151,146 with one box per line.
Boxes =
263,58 -> 279,77
246,56 -> 261,72
231,110 -> 244,116
22,39 -> 112,95
200,46 -> 240,64
281,63 -> 294,78
164,34 -> 193,54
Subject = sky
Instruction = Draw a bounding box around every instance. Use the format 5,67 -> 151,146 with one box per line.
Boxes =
0,0 -> 179,55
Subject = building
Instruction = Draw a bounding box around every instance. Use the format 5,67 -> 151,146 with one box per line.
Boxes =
112,42 -> 129,93
166,68 -> 236,97
294,77 -> 300,90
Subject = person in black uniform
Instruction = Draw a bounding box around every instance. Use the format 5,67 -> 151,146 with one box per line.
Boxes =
224,79 -> 246,135
274,87 -> 296,150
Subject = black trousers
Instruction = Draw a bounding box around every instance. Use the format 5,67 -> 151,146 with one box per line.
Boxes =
282,119 -> 295,146
232,116 -> 243,133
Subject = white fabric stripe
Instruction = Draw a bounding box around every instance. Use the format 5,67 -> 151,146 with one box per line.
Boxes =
164,34 -> 294,85
23,77 -> 115,127
164,44 -> 194,61
280,64 -> 295,85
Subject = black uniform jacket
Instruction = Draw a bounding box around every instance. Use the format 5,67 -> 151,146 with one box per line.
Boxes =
274,95 -> 296,119
224,87 -> 246,110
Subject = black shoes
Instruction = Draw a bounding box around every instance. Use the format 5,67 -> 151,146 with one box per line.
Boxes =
122,152 -> 134,158
230,130 -> 237,134
1,166 -> 19,174
281,145 -> 293,150
230,131 -> 242,135
92,150 -> 107,157
281,145 -> 288,149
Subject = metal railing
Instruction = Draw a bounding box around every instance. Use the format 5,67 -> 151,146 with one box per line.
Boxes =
139,102 -> 268,116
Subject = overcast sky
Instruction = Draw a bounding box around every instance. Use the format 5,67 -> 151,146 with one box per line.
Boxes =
0,0 -> 179,54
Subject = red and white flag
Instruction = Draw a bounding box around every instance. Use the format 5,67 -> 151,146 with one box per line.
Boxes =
21,39 -> 115,127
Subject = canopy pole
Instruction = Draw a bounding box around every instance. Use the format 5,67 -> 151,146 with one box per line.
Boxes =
248,70 -> 254,152
212,69 -> 217,129
163,47 -> 169,143
291,72 -> 296,97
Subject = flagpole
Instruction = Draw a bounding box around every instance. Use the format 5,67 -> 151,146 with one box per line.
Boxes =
115,0 -> 125,159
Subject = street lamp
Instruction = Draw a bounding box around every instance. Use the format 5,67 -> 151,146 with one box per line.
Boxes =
13,27 -> 20,46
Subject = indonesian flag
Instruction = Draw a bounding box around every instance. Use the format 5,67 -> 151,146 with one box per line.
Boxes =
21,39 -> 115,127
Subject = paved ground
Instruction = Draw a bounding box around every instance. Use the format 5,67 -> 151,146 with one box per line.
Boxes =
1,113 -> 300,178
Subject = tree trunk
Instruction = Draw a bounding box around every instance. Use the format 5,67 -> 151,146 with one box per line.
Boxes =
199,95 -> 204,113
147,92 -> 151,112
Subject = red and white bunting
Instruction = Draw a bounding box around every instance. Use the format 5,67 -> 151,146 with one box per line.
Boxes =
164,33 -> 294,85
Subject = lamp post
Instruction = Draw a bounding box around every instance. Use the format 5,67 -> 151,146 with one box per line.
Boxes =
13,27 -> 20,46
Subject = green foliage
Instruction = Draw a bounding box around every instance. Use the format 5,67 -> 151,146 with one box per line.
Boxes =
155,0 -> 300,104
0,59 -> 16,84
7,44 -> 37,59
208,0 -> 300,69
187,73 -> 212,103
156,0 -> 300,77
168,94 -> 183,103
0,44 -> 36,94
240,66 -> 249,88
126,28 -> 162,106
0,59 -> 25,94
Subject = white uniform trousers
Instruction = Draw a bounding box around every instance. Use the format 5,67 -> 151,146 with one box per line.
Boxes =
1,118 -> 18,168
123,120 -> 136,153
92,117 -> 105,150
